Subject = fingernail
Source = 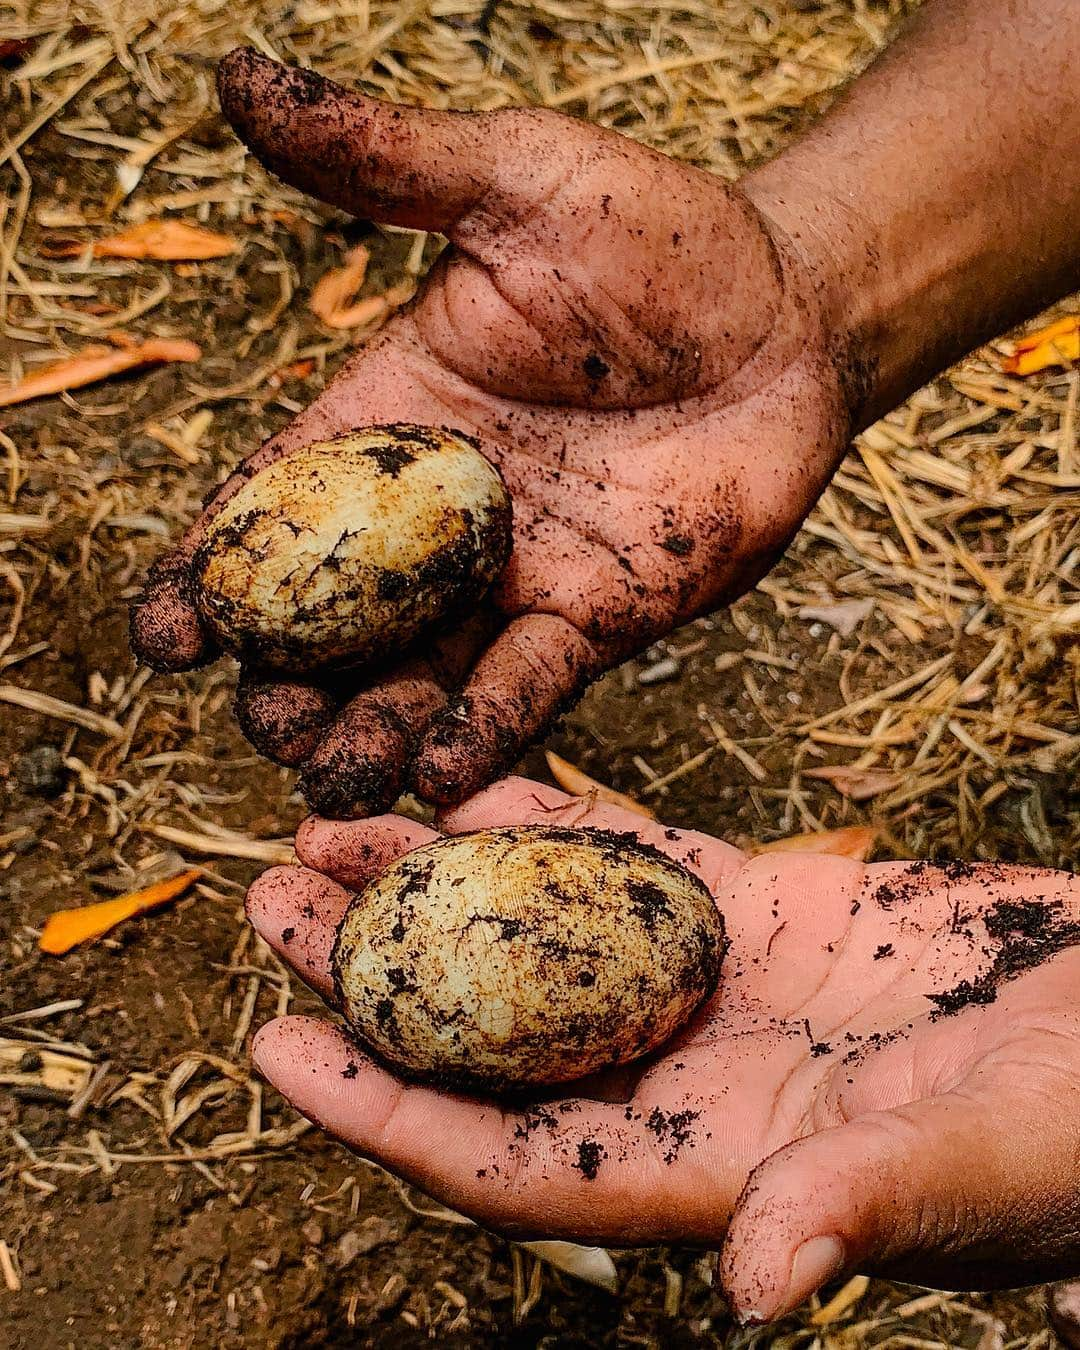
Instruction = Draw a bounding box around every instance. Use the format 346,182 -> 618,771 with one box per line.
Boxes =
736,1235 -> 845,1325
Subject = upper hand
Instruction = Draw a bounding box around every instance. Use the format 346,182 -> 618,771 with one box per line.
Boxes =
129,49 -> 852,817
245,776 -> 1080,1323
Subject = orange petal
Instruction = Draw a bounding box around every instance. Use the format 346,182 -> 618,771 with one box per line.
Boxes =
39,869 -> 201,955
321,294 -> 388,330
309,244 -> 371,326
0,338 -> 200,408
41,219 -> 237,262
751,825 -> 879,861
1002,316 -> 1079,375
544,750 -> 656,819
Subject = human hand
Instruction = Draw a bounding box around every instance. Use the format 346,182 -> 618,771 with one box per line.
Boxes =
130,49 -> 852,817
243,776 -> 1080,1323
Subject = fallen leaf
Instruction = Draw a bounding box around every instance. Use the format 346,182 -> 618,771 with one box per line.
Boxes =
309,246 -> 417,329
40,219 -> 237,262
803,765 -> 903,801
1001,315 -> 1079,375
39,868 -> 201,955
545,750 -> 655,819
58,300 -> 121,317
520,1241 -> 618,1293
310,244 -> 372,327
752,825 -> 879,861
0,338 -> 200,408
798,597 -> 875,637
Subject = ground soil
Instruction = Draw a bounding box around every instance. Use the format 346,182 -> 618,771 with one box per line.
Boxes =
2,12 -> 1077,1349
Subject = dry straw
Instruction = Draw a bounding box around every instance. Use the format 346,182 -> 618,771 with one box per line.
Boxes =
0,0 -> 1074,1341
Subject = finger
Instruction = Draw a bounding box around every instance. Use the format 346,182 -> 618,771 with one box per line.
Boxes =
492,514 -> 655,660
295,614 -> 495,819
219,48 -> 543,239
439,775 -> 746,891
129,550 -> 214,673
720,1074 -> 1080,1323
297,661 -> 448,818
130,446 -> 290,673
245,865 -> 351,1003
294,814 -> 440,889
412,614 -> 597,805
128,453 -> 285,674
235,672 -> 340,766
253,1016 -> 718,1243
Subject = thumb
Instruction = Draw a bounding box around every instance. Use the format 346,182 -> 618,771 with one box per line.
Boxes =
720,1082 -> 1080,1324
218,47 -> 529,236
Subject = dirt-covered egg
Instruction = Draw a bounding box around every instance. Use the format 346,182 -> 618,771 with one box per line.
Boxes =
193,425 -> 511,673
331,825 -> 726,1094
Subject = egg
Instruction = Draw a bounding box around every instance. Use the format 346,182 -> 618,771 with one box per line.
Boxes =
193,425 -> 511,673
331,825 -> 726,1094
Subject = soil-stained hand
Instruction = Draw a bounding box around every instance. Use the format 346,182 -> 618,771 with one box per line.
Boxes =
244,776 -> 1080,1322
130,49 -> 852,817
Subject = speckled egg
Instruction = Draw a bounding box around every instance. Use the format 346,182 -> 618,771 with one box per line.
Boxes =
331,825 -> 726,1094
193,425 -> 511,673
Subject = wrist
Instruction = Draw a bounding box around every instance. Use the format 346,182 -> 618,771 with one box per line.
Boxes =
740,160 -> 900,431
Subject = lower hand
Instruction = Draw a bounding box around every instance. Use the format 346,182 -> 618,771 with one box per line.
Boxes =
244,776 -> 1080,1323
130,49 -> 851,817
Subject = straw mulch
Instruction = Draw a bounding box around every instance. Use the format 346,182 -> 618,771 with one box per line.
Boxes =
1,1 -> 1076,1345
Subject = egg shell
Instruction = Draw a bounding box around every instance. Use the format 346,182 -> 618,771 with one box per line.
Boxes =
193,425 -> 511,673
331,825 -> 726,1095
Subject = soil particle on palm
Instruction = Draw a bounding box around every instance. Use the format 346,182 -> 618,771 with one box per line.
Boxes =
803,1018 -> 833,1057
928,897 -> 1080,1018
643,1106 -> 703,1164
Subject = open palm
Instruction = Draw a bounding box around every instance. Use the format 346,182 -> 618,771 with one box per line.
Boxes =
131,49 -> 849,817
246,776 -> 1080,1322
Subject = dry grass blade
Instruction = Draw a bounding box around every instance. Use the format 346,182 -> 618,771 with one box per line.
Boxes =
811,1273 -> 872,1324
0,1241 -> 20,1293
143,823 -> 294,865
544,749 -> 655,818
0,684 -> 123,737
